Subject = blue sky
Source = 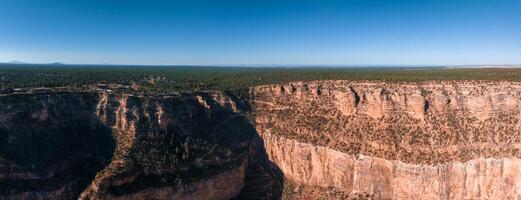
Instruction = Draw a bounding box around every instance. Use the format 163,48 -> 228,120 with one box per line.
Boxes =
0,0 -> 520,65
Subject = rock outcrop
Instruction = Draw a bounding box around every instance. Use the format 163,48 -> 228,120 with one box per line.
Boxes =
0,92 -> 282,200
253,80 -> 521,200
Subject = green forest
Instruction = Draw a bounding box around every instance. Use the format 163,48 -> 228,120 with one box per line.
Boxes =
2,64 -> 521,93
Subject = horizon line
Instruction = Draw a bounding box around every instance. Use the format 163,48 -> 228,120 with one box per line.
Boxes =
2,61 -> 521,68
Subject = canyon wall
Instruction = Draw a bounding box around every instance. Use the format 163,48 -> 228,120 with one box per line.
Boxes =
2,80 -> 521,200
253,80 -> 521,200
0,92 -> 282,200
0,93 -> 114,200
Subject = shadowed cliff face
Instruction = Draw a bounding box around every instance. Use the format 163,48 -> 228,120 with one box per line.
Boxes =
0,93 -> 115,199
253,80 -> 521,200
0,92 -> 283,200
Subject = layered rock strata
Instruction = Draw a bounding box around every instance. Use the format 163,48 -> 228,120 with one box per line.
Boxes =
2,80 -> 521,200
253,81 -> 521,200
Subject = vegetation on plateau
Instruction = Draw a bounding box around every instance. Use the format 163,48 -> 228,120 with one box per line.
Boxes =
2,64 -> 521,93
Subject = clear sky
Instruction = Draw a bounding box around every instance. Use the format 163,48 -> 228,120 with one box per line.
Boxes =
0,0 -> 520,65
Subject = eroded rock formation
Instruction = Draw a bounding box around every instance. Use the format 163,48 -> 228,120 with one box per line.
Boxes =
0,92 -> 281,200
253,80 -> 521,199
2,80 -> 521,200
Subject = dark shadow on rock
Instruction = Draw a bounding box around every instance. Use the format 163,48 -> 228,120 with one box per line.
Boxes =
0,93 -> 116,199
232,136 -> 285,200
225,91 -> 285,200
95,92 -> 283,199
0,91 -> 284,199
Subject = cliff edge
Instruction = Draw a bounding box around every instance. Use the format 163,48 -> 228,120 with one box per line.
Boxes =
253,80 -> 521,199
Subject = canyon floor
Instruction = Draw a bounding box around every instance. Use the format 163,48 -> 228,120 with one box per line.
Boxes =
2,68 -> 521,199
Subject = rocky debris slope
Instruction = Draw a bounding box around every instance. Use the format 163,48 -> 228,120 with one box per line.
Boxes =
253,80 -> 521,200
0,92 -> 282,200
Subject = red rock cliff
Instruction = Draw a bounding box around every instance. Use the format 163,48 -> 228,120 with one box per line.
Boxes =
253,80 -> 521,200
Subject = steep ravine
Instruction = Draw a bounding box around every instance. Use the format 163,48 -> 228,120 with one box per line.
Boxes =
0,92 -> 282,200
253,80 -> 521,200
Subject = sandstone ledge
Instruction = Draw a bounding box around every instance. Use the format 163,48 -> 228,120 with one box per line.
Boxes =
262,130 -> 521,200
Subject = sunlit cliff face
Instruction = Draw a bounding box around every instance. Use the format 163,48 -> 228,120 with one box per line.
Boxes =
2,80 -> 521,200
253,80 -> 521,200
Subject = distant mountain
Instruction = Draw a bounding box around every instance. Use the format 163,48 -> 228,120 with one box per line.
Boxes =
443,65 -> 521,69
0,61 -> 66,65
7,60 -> 27,64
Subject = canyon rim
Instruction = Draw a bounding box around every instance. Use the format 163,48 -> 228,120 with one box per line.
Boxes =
1,80 -> 521,200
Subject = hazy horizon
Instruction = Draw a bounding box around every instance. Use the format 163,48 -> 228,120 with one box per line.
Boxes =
3,60 -> 521,68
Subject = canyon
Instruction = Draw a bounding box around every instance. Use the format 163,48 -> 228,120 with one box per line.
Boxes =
0,91 -> 281,200
1,80 -> 521,199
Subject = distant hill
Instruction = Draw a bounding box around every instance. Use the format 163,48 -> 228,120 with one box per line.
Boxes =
443,65 -> 521,69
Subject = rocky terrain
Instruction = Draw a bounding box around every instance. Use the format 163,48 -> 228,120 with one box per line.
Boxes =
253,80 -> 521,199
0,91 -> 282,200
2,80 -> 521,199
